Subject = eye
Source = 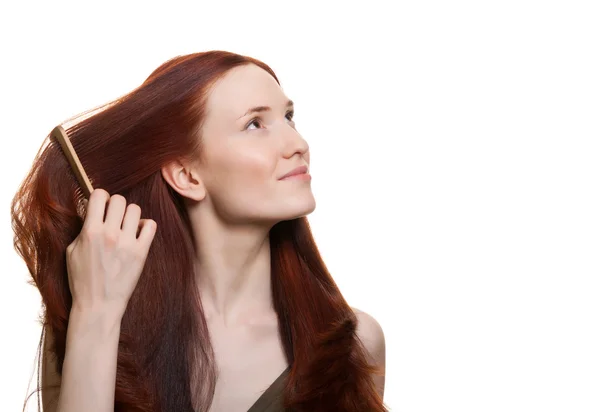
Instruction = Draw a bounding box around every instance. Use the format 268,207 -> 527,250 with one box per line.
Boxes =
245,118 -> 262,130
244,110 -> 295,131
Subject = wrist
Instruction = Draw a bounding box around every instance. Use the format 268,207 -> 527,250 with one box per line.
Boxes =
68,304 -> 123,340
70,299 -> 125,320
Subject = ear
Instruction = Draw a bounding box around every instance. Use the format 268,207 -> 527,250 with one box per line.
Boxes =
161,159 -> 206,202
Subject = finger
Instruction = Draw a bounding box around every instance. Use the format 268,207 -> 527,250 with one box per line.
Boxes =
121,203 -> 141,237
82,189 -> 110,230
104,195 -> 127,231
136,219 -> 157,251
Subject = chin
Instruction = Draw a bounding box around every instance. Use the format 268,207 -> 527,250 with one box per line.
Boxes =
291,203 -> 317,220
275,197 -> 317,222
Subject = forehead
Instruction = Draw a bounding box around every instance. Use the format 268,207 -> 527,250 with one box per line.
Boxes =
205,64 -> 285,118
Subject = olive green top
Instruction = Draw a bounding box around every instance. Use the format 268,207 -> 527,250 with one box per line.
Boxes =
246,365 -> 291,412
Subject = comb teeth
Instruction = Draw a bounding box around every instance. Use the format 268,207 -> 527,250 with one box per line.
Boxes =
51,125 -> 94,198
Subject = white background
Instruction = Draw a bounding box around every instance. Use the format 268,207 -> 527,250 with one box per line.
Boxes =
1,1 -> 599,411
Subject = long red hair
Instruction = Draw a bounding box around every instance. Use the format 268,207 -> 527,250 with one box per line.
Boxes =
11,50 -> 386,411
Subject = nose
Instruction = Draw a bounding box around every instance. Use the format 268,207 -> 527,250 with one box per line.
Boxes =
281,123 -> 309,159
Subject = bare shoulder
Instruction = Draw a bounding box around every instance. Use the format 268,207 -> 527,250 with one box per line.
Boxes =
352,307 -> 386,397
352,307 -> 386,363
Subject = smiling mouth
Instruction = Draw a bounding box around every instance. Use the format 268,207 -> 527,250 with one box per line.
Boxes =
281,172 -> 311,181
279,165 -> 309,180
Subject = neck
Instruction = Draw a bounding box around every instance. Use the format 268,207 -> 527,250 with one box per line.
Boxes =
192,213 -> 274,326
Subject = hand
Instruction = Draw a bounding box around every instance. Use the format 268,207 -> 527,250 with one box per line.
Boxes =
66,188 -> 157,318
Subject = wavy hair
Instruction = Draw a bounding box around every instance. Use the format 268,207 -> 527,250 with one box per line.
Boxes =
11,50 -> 386,412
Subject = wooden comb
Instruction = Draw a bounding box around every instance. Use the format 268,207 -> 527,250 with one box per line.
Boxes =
51,125 -> 94,198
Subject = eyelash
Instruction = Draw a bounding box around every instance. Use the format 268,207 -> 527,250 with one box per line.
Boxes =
245,111 -> 295,130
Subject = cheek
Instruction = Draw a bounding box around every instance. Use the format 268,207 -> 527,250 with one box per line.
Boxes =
208,146 -> 277,199
230,148 -> 274,182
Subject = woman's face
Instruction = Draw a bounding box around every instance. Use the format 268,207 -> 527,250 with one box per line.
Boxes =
195,63 -> 315,224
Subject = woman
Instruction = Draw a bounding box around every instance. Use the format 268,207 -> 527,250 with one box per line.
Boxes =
11,50 -> 386,412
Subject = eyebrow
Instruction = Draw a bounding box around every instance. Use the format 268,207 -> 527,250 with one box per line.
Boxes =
238,99 -> 294,119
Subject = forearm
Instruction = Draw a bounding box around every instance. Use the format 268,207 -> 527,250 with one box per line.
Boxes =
56,307 -> 122,412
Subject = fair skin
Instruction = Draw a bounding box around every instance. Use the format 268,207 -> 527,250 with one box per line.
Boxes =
41,64 -> 385,412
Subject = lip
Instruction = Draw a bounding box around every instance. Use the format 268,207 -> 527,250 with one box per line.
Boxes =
279,165 -> 309,180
